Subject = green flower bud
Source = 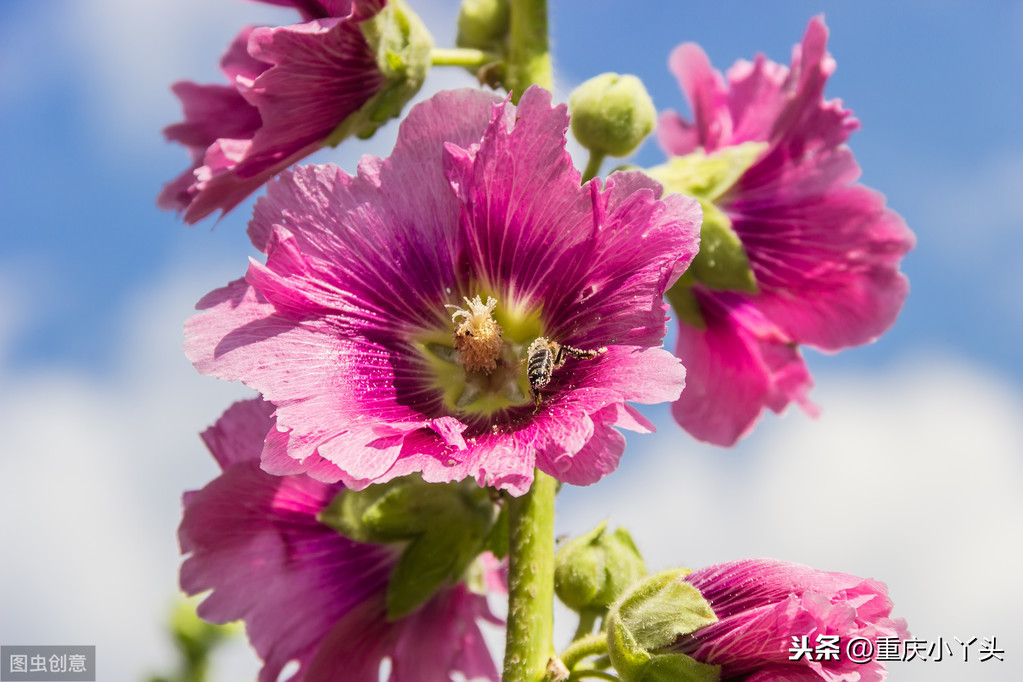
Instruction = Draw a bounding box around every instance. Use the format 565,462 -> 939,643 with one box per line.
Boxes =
456,0 -> 510,52
555,521 -> 647,613
318,475 -> 497,619
570,73 -> 657,158
606,569 -> 721,682
326,0 -> 433,145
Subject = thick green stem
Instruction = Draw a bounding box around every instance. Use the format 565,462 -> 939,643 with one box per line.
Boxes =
503,469 -> 557,681
430,47 -> 499,68
581,151 -> 606,184
507,0 -> 551,101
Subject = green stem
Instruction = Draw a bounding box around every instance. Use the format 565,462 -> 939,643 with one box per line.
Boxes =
571,609 -> 600,642
559,633 -> 608,671
581,151 -> 606,184
567,671 -> 619,682
430,47 -> 499,68
503,469 -> 557,682
507,0 -> 552,102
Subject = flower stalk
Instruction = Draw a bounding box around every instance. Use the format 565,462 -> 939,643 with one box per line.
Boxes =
430,47 -> 499,67
507,0 -> 551,101
503,469 -> 557,681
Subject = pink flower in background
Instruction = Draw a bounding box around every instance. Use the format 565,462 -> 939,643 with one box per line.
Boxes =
180,398 -> 501,682
678,559 -> 908,681
654,17 -> 915,445
185,86 -> 700,495
159,0 -> 429,224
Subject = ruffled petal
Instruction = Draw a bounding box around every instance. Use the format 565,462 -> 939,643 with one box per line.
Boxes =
662,42 -> 732,154
671,291 -> 814,446
188,87 -> 695,492
160,2 -> 391,223
679,559 -> 907,682
178,459 -> 395,682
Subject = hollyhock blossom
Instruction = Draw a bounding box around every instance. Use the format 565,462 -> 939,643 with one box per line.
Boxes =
650,17 -> 915,445
678,559 -> 908,681
180,398 -> 501,682
185,86 -> 700,495
159,0 -> 430,224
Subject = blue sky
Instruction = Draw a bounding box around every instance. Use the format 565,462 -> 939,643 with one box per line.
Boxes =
1,1 -> 1021,680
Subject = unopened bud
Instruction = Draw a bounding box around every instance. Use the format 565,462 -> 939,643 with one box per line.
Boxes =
569,73 -> 657,158
555,521 -> 647,612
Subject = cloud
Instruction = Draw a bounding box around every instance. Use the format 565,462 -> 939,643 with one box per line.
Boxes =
0,262 -> 257,680
557,353 -> 1023,681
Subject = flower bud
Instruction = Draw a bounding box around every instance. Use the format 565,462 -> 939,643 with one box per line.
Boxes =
570,73 -> 657,158
337,0 -> 433,143
456,0 -> 509,52
555,521 -> 647,613
605,569 -> 720,682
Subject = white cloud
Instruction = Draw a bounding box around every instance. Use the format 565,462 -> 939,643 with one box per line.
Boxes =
556,354 -> 1023,680
0,262 -> 257,680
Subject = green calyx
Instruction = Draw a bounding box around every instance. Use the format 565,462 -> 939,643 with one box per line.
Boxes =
606,569 -> 721,682
323,0 -> 432,146
554,521 -> 647,613
647,143 -> 767,320
570,73 -> 657,158
317,476 -> 498,619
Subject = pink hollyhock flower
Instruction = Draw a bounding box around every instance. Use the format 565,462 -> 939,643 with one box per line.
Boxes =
185,86 -> 700,495
159,0 -> 430,224
651,16 -> 915,445
180,398 -> 502,682
678,559 -> 909,681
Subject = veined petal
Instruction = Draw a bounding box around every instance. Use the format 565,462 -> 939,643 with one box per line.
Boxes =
659,16 -> 912,444
188,87 -> 697,493
671,291 -> 814,446
180,399 -> 501,681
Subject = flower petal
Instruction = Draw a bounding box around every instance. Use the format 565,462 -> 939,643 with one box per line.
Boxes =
671,291 -> 814,446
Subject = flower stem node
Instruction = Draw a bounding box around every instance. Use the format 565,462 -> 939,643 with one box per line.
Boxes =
456,0 -> 510,53
448,295 -> 504,373
569,73 -> 657,158
606,569 -> 721,682
317,476 -> 497,619
554,521 -> 647,613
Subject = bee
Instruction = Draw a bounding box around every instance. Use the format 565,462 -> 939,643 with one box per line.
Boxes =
526,337 -> 606,410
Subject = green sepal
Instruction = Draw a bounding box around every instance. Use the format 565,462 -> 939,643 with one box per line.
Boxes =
645,142 -> 765,203
606,569 -> 721,682
483,500 -> 510,559
647,143 -> 765,295
691,201 -> 758,294
666,270 -> 705,330
554,521 -> 647,612
317,476 -> 497,620
323,0 -> 432,146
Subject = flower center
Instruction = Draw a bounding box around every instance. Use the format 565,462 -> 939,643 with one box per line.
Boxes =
415,293 -> 542,418
448,296 -> 504,373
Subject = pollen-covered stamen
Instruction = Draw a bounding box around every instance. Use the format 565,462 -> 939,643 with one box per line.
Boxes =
447,295 -> 503,374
